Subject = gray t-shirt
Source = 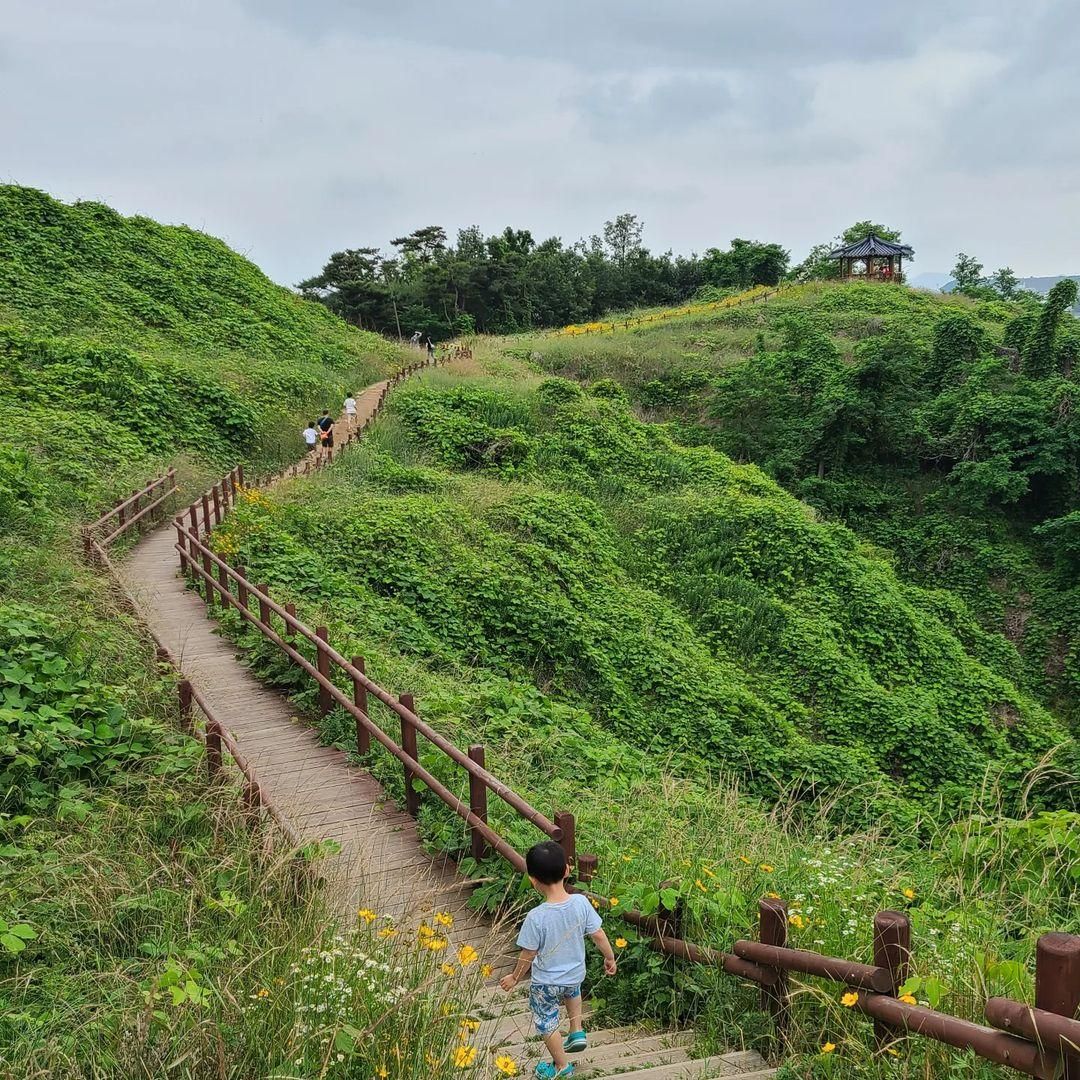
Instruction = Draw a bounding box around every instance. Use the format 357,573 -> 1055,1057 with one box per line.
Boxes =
517,893 -> 601,986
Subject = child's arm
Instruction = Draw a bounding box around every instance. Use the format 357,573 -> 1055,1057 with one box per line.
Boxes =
499,948 -> 537,991
590,929 -> 617,976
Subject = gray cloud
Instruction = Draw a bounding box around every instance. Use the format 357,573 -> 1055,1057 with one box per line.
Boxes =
2,0 -> 1078,284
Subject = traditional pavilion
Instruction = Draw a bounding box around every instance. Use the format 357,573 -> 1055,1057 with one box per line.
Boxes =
829,233 -> 914,282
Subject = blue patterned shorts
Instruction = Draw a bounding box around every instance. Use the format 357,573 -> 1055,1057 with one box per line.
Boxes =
528,982 -> 581,1036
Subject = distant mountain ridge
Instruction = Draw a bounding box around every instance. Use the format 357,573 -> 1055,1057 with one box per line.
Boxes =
910,270 -> 1080,312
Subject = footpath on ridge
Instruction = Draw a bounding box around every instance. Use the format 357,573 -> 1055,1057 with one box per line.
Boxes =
116,365 -> 774,1080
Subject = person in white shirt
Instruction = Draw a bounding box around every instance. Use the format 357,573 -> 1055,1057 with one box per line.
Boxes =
343,394 -> 357,430
302,422 -> 319,452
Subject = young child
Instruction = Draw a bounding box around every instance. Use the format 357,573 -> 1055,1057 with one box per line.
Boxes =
500,841 -> 617,1078
301,421 -> 319,452
343,393 -> 357,429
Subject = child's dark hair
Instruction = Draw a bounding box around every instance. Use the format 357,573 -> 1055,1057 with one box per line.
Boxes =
525,841 -> 568,885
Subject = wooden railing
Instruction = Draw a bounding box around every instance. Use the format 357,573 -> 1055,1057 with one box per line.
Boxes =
595,893 -> 1078,1079
172,512 -> 589,878
84,467 -> 178,551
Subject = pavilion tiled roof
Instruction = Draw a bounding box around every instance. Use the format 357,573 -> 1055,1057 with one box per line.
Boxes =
829,233 -> 915,258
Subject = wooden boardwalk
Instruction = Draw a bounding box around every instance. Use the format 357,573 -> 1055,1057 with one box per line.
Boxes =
118,378 -> 514,969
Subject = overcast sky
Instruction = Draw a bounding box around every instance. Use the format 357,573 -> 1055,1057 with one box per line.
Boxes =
3,1 -> 1078,284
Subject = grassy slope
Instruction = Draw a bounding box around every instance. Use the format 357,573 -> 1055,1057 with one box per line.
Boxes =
212,354 -> 1079,1079
0,189 -> 490,1078
519,283 -> 1080,726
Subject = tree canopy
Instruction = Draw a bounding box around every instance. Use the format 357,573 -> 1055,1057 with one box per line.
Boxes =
299,216 -> 789,339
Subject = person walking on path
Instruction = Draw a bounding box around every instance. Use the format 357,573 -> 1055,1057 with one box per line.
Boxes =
343,393 -> 357,431
317,409 -> 334,450
500,841 -> 617,1078
426,338 -> 435,362
302,420 -> 319,453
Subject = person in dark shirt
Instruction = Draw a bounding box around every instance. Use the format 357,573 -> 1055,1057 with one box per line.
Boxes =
317,409 -> 335,449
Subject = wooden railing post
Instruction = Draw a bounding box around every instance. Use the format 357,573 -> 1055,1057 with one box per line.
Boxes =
284,602 -> 297,644
315,626 -> 332,716
201,492 -> 211,534
352,656 -> 369,754
217,557 -> 230,602
201,549 -> 215,607
187,505 -> 199,571
468,744 -> 488,862
873,910 -> 912,1048
1036,933 -> 1080,1080
399,691 -> 420,817
759,897 -> 791,1047
237,463 -> 244,489
554,810 -> 576,872
206,720 -> 222,779
257,584 -> 270,627
178,679 -> 193,734
212,483 -> 222,525
657,877 -> 684,940
175,521 -> 188,574
236,566 -> 249,610
576,853 -> 598,884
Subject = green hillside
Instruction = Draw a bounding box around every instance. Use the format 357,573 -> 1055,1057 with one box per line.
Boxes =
0,189 -> 456,1077
528,283 -> 1080,726
210,351 -> 1079,1077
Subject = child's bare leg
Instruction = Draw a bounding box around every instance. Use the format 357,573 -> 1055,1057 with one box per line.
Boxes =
542,1030 -> 568,1070
565,993 -> 583,1032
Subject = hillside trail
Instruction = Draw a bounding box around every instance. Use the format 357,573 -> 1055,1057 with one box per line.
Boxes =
117,368 -> 774,1079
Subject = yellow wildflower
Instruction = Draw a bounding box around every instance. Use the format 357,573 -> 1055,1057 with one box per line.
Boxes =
899,993 -> 917,1005
902,888 -> 916,900
695,879 -> 708,893
441,963 -> 456,976
453,1045 -> 476,1068
458,944 -> 479,966
615,938 -> 628,949
418,923 -> 434,938
621,854 -> 632,863
481,964 -> 493,978
256,988 -> 270,999
759,864 -> 774,873
425,936 -> 449,952
376,1068 -> 388,1079
841,992 -> 859,1008
886,1047 -> 900,1057
789,913 -> 807,930
357,908 -> 377,923
609,897 -> 619,908
822,1042 -> 836,1054
434,911 -> 454,928
590,899 -> 599,909
702,866 -> 716,878
379,926 -> 397,938
738,855 -> 751,865
494,1055 -> 519,1076
460,1018 -> 480,1033
766,892 -> 780,899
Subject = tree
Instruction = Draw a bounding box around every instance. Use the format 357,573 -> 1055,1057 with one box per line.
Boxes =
1025,278 -> 1079,378
929,313 -> 986,389
990,266 -> 1019,299
841,221 -> 902,244
951,253 -> 984,295
390,225 -> 447,266
701,239 -> 789,289
602,213 -> 644,265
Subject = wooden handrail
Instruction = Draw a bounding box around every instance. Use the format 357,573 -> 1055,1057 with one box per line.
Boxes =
89,468 -> 177,540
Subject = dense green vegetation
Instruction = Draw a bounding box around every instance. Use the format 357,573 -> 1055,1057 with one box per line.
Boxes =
299,213 -> 788,338
213,352 -> 1079,1078
529,282 -> 1080,729
0,187 -> 495,1078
